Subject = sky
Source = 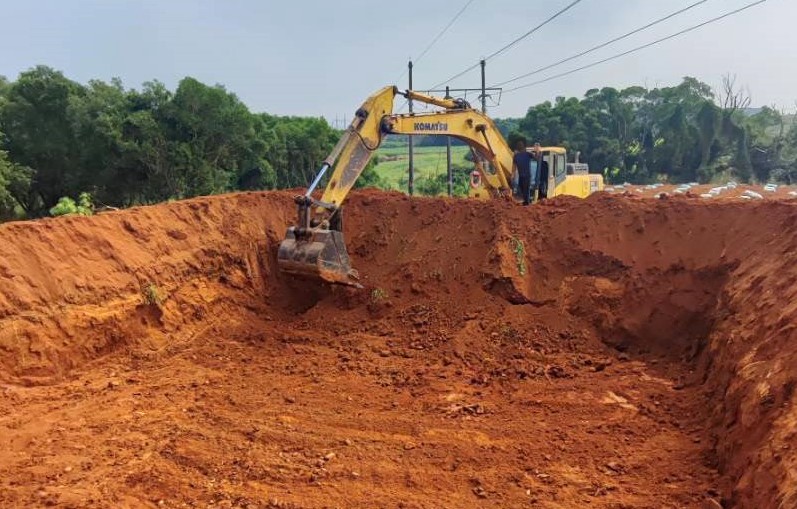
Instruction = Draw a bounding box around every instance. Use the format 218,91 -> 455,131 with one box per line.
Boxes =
1,0 -> 795,122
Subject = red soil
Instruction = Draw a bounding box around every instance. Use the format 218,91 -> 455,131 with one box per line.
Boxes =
0,190 -> 794,508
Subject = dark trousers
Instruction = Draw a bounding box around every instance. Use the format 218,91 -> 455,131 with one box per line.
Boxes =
518,173 -> 532,205
538,164 -> 548,200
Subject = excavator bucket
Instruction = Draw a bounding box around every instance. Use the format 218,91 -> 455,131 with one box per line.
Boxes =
277,226 -> 361,287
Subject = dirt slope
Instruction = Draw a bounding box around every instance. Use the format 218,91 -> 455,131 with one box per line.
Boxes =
0,190 -> 795,508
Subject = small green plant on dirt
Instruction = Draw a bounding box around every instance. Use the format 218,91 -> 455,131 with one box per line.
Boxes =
142,283 -> 165,307
371,287 -> 388,302
509,237 -> 526,276
49,192 -> 93,217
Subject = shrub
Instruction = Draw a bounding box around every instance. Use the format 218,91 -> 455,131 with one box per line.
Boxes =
142,283 -> 165,306
50,192 -> 93,217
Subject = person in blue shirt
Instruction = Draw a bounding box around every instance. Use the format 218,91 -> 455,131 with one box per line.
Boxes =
513,139 -> 535,205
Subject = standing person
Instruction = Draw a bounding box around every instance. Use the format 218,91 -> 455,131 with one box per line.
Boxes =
513,139 -> 534,206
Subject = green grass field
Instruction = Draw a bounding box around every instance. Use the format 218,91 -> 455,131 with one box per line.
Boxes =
373,142 -> 472,191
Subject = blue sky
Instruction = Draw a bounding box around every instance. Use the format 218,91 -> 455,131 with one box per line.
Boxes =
1,0 -> 794,120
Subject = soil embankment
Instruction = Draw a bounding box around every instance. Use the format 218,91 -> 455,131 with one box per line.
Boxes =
0,190 -> 795,508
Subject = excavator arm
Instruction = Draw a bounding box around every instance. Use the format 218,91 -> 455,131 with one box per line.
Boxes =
318,86 -> 513,210
316,86 -> 398,211
382,111 -> 514,191
277,86 -> 515,287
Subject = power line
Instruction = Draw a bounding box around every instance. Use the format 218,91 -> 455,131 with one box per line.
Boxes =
416,0 -> 476,65
430,0 -> 584,89
492,0 -> 710,88
503,0 -> 767,94
484,0 -> 584,62
395,0 -> 477,83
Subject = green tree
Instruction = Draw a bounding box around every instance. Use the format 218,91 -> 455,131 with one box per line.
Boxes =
513,76 -> 770,185
162,78 -> 258,196
260,114 -> 339,188
744,106 -> 787,183
0,145 -> 32,220
68,78 -> 135,205
695,102 -> 722,180
0,66 -> 84,213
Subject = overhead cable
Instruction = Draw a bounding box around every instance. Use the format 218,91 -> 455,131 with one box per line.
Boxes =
492,0 -> 710,88
503,0 -> 767,94
430,0 -> 584,88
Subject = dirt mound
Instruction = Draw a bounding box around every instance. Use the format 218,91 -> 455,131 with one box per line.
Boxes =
0,190 -> 795,508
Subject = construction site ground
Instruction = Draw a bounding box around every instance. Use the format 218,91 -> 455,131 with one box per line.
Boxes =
0,187 -> 795,509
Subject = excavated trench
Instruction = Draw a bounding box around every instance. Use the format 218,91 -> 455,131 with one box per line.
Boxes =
0,190 -> 795,508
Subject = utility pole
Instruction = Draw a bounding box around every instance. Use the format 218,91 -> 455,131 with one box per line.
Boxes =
480,59 -> 489,176
422,86 -> 502,196
408,60 -> 415,196
445,85 -> 453,197
480,59 -> 487,114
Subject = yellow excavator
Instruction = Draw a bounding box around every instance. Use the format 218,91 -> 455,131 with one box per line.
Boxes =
277,86 -> 603,286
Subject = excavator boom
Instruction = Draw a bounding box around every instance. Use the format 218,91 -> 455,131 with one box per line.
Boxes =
277,86 -> 516,286
276,86 -> 399,286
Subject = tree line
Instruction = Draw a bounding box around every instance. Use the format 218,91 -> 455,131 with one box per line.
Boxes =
0,66 -> 344,220
501,76 -> 796,185
1,67 -> 795,222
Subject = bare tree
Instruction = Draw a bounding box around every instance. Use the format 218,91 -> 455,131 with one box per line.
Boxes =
719,73 -> 752,112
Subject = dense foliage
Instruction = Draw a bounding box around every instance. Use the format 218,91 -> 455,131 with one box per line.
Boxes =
505,77 -> 795,185
0,66 -> 342,219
